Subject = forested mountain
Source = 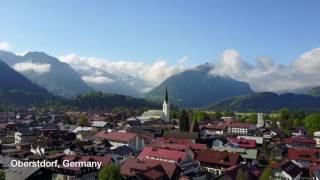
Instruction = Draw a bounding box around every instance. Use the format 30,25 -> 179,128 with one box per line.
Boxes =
146,63 -> 253,108
210,92 -> 320,112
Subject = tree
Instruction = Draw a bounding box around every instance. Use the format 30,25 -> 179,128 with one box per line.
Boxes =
0,170 -> 4,180
215,111 -> 222,120
236,168 -> 247,180
179,109 -> 190,132
79,115 -> 89,126
304,113 -> 320,135
260,165 -> 272,180
98,164 -> 122,180
191,120 -> 200,132
247,113 -> 258,124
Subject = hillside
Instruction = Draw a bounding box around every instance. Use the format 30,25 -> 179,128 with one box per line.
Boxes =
210,92 -> 320,112
68,91 -> 159,110
309,86 -> 320,97
145,64 -> 253,108
0,51 -> 92,98
0,59 -> 54,105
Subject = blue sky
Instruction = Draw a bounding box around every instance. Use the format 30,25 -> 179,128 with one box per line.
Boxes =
0,0 -> 320,66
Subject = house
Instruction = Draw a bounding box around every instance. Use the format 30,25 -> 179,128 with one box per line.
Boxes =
138,146 -> 189,164
121,158 -> 181,180
47,154 -> 112,180
284,136 -> 316,148
196,150 -> 242,175
95,131 -> 144,150
106,145 -> 133,164
200,123 -> 228,136
14,127 -> 38,145
272,161 -> 302,180
288,148 -> 319,169
227,123 -> 256,135
163,131 -> 199,143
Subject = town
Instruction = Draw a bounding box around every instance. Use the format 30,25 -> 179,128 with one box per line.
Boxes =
1,89 -> 320,180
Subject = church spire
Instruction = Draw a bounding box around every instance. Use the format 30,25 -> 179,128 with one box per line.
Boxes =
164,87 -> 168,103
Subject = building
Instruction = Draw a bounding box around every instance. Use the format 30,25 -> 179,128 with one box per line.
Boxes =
196,150 -> 242,175
141,88 -> 170,121
256,113 -> 264,128
228,123 -> 256,135
95,131 -> 144,150
272,161 -> 302,180
121,158 -> 181,180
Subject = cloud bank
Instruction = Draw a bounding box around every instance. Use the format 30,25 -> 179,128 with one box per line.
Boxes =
0,42 -> 11,51
13,61 -> 52,74
59,54 -> 188,86
82,75 -> 114,84
210,48 -> 320,92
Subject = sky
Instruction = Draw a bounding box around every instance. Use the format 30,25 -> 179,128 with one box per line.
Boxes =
1,0 -> 320,65
1,0 -> 320,92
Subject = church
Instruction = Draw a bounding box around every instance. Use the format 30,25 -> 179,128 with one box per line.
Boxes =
141,88 -> 170,121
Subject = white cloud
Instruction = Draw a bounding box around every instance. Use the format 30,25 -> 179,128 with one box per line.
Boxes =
210,48 -> 320,92
59,54 -> 188,86
82,75 -> 114,84
16,51 -> 29,56
178,56 -> 188,64
0,42 -> 11,51
13,61 -> 51,74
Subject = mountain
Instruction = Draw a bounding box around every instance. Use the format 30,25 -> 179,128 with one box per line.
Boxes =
67,91 -> 159,110
0,59 -> 54,105
76,69 -> 141,97
145,63 -> 253,108
210,92 -> 320,112
0,51 -> 92,98
309,86 -> 320,97
72,65 -> 152,97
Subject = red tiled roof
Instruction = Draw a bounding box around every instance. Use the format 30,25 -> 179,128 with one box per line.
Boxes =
138,147 -> 188,162
288,148 -> 319,162
95,131 -> 137,143
228,137 -> 256,148
121,158 -> 178,178
284,136 -> 316,146
196,150 -> 241,167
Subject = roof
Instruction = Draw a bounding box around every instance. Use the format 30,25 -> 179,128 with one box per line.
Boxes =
228,137 -> 256,148
95,131 -> 137,143
90,121 -> 108,127
142,110 -> 163,117
121,158 -> 178,178
138,146 -> 188,162
163,131 -> 199,139
281,161 -> 301,178
196,150 -> 241,167
284,136 -> 316,146
229,123 -> 254,129
288,148 -> 319,162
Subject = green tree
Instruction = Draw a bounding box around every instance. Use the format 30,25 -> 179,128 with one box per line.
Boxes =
0,170 -> 5,180
180,109 -> 190,132
98,164 -> 122,180
79,115 -> 89,126
247,113 -> 258,124
215,111 -> 222,120
304,113 -> 320,135
293,118 -> 303,128
260,165 -> 272,180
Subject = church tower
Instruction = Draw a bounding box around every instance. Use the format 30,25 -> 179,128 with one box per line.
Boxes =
162,87 -> 170,121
